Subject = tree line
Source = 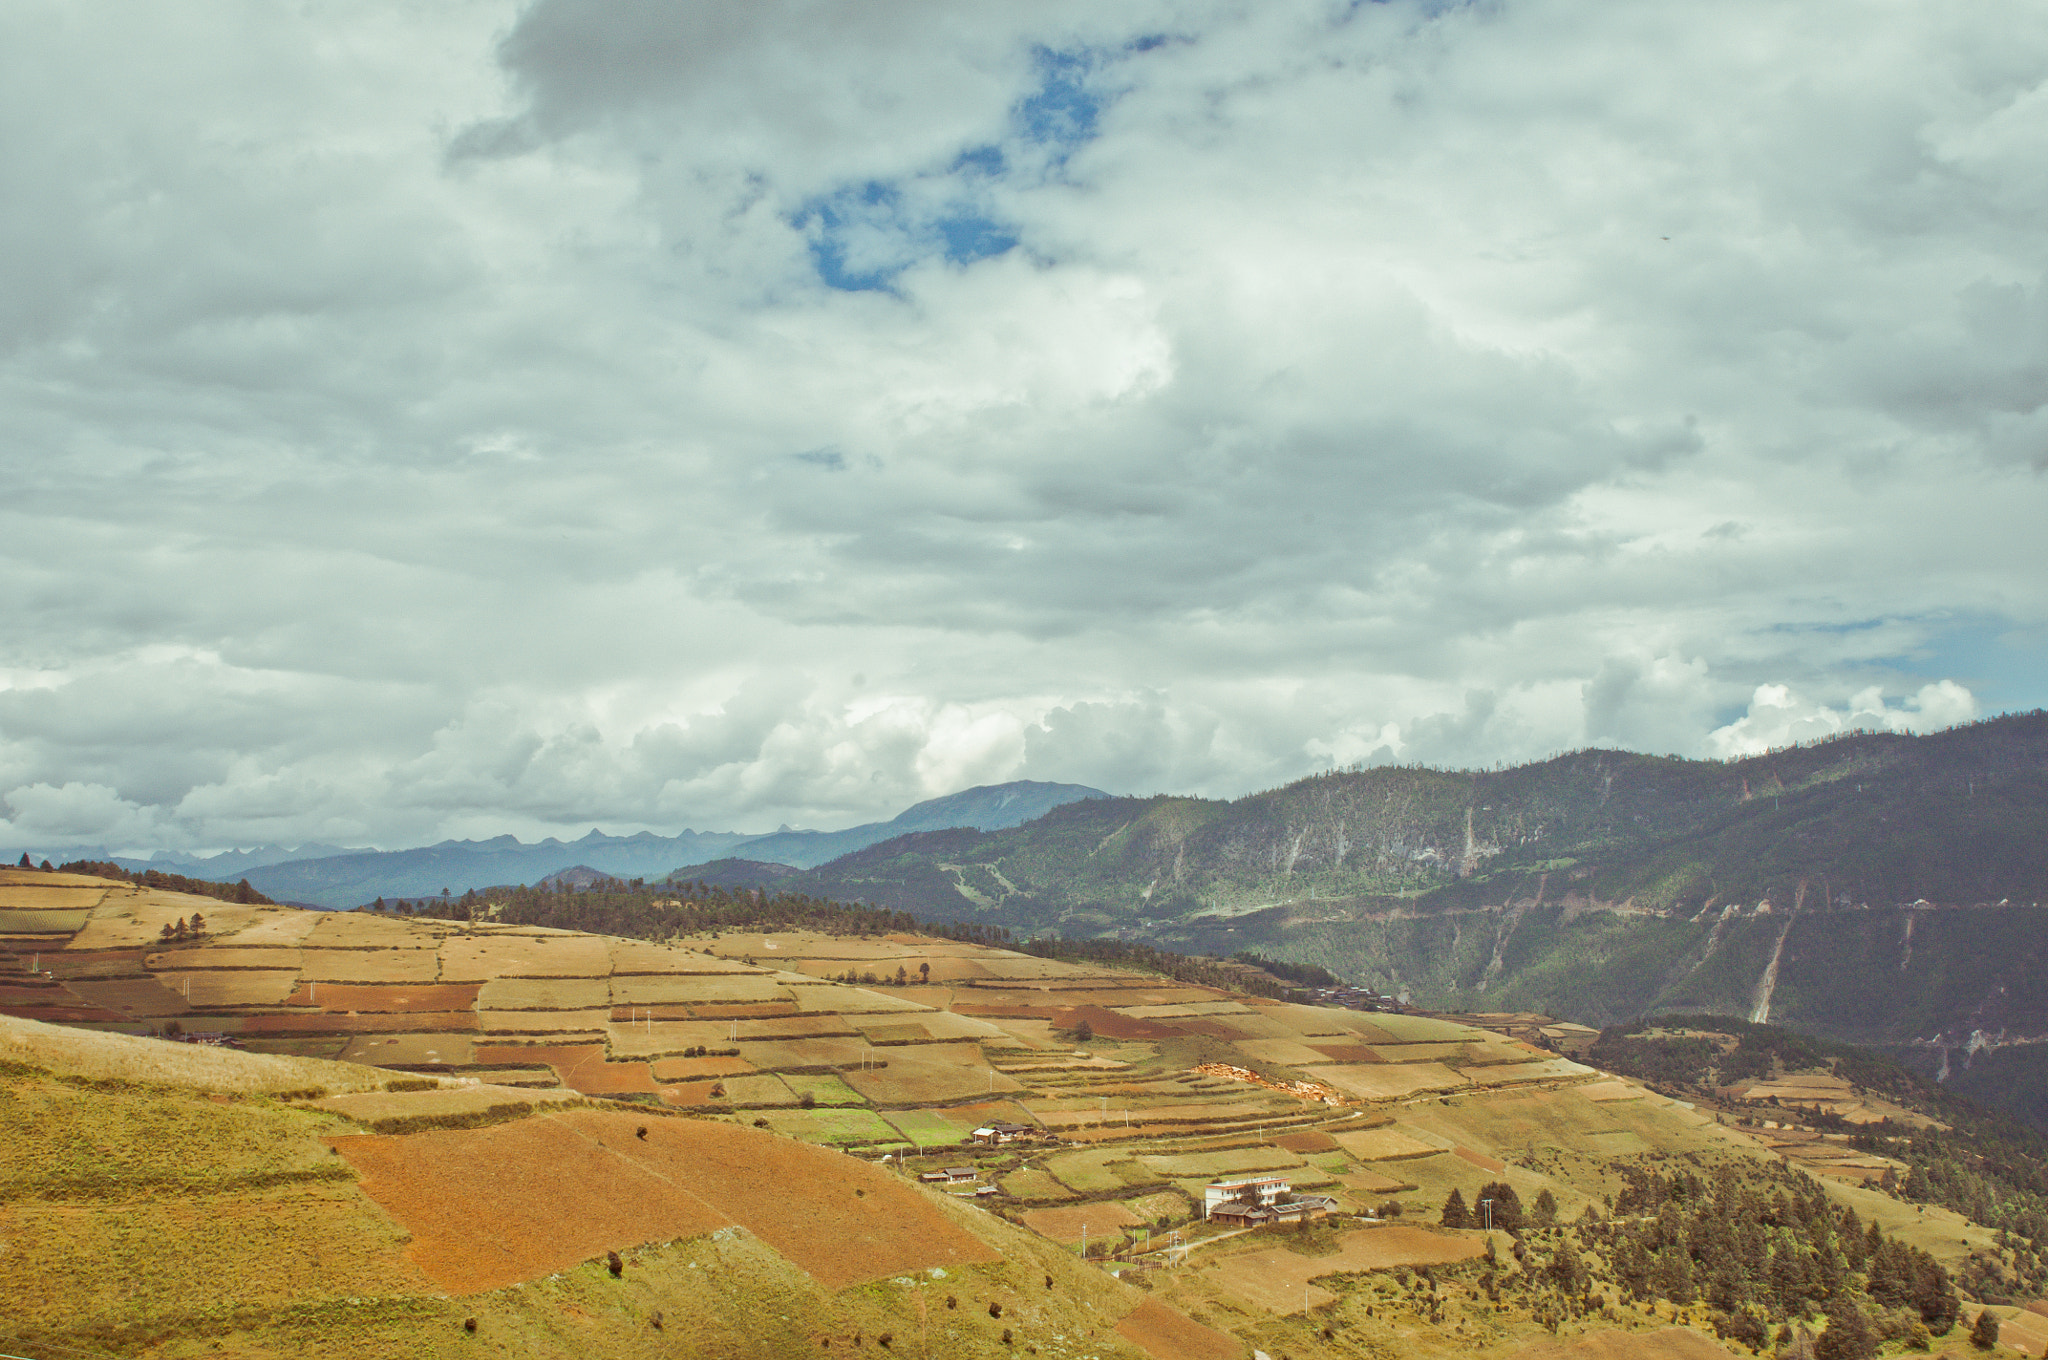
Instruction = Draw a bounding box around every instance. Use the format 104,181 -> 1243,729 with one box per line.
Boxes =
1439,1160 -> 1970,1357
56,860 -> 273,906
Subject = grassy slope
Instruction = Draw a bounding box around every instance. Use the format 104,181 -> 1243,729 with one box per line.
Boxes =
0,1015 -> 1154,1360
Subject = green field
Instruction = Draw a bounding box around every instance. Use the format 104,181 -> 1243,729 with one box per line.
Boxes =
758,1106 -> 901,1146
781,1072 -> 866,1107
882,1108 -> 972,1148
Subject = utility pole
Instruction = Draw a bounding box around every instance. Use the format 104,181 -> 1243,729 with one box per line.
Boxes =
1481,1198 -> 1493,1232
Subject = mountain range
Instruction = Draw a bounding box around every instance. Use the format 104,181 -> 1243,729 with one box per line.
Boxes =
674,713 -> 2048,1128
8,780 -> 1108,910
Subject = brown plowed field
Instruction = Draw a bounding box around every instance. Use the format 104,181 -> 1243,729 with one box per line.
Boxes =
1455,1145 -> 1506,1173
477,1042 -> 661,1094
1115,1299 -> 1242,1360
1309,1044 -> 1382,1063
279,981 -> 480,1012
333,1109 -> 999,1293
1044,1005 -> 1184,1041
658,1079 -> 726,1106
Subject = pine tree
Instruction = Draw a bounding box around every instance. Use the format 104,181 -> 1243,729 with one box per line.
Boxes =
1814,1302 -> 1874,1360
1533,1188 -> 1558,1227
1969,1309 -> 2000,1350
1441,1188 -> 1471,1229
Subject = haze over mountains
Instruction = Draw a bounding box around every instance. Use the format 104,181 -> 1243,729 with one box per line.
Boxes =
7,780 -> 1108,911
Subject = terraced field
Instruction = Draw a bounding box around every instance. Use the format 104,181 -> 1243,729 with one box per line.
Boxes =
8,867 -> 1922,1360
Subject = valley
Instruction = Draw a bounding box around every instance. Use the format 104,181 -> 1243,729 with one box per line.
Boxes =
5,866 -> 2046,1358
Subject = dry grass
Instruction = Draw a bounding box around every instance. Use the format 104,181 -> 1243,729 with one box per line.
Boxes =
1309,1062 -> 1469,1100
1331,1127 -> 1444,1161
301,947 -> 442,983
440,931 -> 611,980
0,1013 -> 384,1095
477,976 -> 612,1010
311,1084 -> 580,1128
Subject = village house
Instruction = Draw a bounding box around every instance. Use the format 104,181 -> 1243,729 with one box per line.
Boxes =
1202,1175 -> 1290,1218
919,1166 -> 979,1185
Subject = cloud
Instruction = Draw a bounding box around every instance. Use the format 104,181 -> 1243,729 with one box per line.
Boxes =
0,0 -> 2041,850
1707,681 -> 1979,759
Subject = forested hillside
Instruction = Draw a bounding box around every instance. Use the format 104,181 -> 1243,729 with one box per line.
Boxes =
682,714 -> 2048,1128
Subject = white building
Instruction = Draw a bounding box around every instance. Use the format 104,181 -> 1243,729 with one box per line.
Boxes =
1203,1176 -> 1291,1219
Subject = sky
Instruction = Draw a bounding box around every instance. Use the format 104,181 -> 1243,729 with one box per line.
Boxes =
3,0 -> 2046,853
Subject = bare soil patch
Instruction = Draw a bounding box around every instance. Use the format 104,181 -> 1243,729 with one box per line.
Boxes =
1307,1043 -> 1382,1062
281,981 -> 480,1012
1454,1145 -> 1506,1173
1114,1298 -> 1243,1360
336,1109 -> 1003,1293
476,1042 -> 661,1094
1046,1004 -> 1184,1041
